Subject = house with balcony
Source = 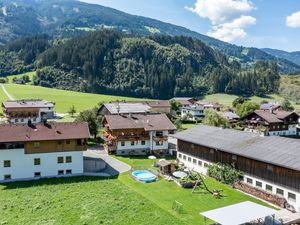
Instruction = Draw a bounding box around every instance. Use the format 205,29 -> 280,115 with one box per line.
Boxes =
243,109 -> 299,136
2,99 -> 55,124
101,114 -> 176,155
174,125 -> 300,212
0,122 -> 90,182
181,105 -> 205,121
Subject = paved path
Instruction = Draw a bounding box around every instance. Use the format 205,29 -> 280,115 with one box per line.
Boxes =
84,149 -> 131,176
1,84 -> 14,100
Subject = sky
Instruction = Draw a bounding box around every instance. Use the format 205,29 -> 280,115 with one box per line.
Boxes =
81,0 -> 300,52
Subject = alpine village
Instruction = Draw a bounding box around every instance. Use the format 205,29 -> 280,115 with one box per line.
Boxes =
1,0 -> 300,225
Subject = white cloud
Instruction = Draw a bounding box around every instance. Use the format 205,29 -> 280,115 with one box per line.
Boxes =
208,15 -> 256,42
186,0 -> 256,42
286,11 -> 300,28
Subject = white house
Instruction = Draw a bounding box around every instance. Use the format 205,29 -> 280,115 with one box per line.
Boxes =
2,99 -> 55,124
174,125 -> 300,212
102,114 -> 176,155
181,105 -> 204,121
0,122 -> 90,182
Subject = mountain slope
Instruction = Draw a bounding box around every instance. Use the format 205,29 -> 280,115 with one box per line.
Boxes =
262,48 -> 300,67
0,0 -> 299,73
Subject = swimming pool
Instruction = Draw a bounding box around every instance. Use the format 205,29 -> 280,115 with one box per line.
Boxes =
132,170 -> 157,183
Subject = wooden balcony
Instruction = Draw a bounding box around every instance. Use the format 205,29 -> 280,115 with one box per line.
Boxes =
153,136 -> 168,141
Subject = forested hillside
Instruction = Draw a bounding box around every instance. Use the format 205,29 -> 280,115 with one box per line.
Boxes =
25,31 -> 280,99
0,0 -> 299,73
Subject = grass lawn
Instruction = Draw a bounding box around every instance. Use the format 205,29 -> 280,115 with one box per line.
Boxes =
115,156 -> 275,225
3,84 -> 147,113
0,177 -> 182,225
202,93 -> 288,107
181,123 -> 198,130
6,71 -> 36,84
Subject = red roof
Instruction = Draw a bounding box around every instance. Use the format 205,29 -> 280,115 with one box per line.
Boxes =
0,122 -> 90,143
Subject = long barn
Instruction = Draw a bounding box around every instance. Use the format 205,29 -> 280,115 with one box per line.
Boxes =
174,125 -> 300,212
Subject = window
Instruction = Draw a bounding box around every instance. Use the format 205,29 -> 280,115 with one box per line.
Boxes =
198,160 -> 202,167
204,163 -> 209,168
191,144 -> 194,149
121,141 -> 125,147
276,188 -> 284,196
131,141 -> 135,146
34,172 -> 41,177
156,141 -> 163,146
34,142 -> 40,148
66,156 -> 72,163
288,192 -> 296,202
15,119 -> 19,122
33,118 -> 36,122
209,149 -> 214,154
4,174 -> 11,180
267,165 -> 273,172
58,141 -> 62,145
58,170 -> 64,175
141,141 -> 146,145
178,153 -> 182,159
57,157 -> 64,164
232,155 -> 237,160
34,158 -> 41,166
246,178 -> 253,184
21,119 -> 24,122
77,139 -> 82,146
187,157 -> 191,162
66,140 -> 71,145
193,159 -> 197,164
183,155 -> 186,160
156,131 -> 163,137
266,184 -> 273,192
4,160 -> 11,168
256,181 -> 262,188
66,169 -> 72,174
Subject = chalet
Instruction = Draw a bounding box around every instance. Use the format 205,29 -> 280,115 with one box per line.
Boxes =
101,114 -> 176,155
97,102 -> 151,116
260,102 -> 280,111
174,125 -> 300,212
171,97 -> 198,107
2,99 -> 55,124
243,110 -> 299,136
144,100 -> 171,114
181,105 -> 204,121
196,101 -> 222,111
223,111 -> 240,123
0,122 -> 90,182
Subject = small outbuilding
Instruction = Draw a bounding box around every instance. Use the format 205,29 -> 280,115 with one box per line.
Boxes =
156,160 -> 176,175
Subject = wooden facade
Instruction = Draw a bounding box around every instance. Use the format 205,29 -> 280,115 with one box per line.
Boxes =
178,140 -> 300,192
24,139 -> 87,154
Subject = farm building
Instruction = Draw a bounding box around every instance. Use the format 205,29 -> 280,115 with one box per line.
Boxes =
174,125 -> 300,212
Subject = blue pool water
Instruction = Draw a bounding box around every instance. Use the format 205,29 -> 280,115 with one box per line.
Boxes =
132,170 -> 157,183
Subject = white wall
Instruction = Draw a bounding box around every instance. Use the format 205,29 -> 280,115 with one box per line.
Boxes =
245,124 -> 298,137
0,149 -> 83,182
177,151 -> 300,212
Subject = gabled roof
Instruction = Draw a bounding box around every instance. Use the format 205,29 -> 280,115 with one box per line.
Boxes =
224,111 -> 239,120
104,114 -> 176,131
2,99 -> 54,109
174,125 -> 300,171
99,103 -> 150,115
145,100 -> 170,108
171,97 -> 197,105
0,122 -> 90,143
247,110 -> 298,123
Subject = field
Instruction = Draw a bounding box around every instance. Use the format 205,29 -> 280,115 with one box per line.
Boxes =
3,84 -> 147,113
0,177 -> 181,225
0,85 -> 8,114
0,157 -> 273,225
6,71 -> 36,84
